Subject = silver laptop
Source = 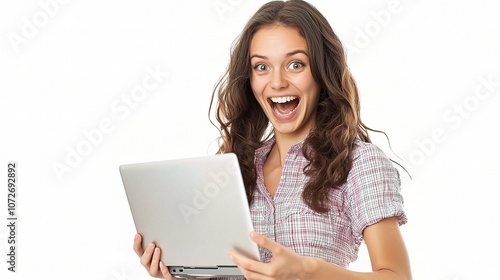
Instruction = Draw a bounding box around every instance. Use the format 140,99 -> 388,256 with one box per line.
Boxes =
119,153 -> 260,279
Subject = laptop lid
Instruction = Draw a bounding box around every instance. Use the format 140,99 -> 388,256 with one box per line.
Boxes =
119,153 -> 260,278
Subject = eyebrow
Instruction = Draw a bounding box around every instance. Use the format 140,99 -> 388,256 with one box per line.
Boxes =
250,49 -> 309,60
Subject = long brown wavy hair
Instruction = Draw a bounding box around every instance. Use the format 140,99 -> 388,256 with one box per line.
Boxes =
210,0 -> 376,213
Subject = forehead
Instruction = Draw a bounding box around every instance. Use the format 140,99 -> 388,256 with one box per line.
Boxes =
250,25 -> 308,55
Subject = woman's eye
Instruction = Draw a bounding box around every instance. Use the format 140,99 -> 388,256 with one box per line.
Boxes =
288,61 -> 304,70
254,64 -> 268,71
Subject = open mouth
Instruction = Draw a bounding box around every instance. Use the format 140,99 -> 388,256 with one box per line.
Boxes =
268,96 -> 300,117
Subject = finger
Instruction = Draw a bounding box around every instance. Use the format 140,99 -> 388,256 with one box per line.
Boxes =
250,231 -> 281,254
148,247 -> 162,276
159,261 -> 172,280
133,234 -> 144,257
229,252 -> 269,280
140,243 -> 156,267
237,266 -> 269,280
228,250 -> 267,276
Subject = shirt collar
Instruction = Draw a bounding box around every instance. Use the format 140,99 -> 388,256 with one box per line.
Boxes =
255,137 -> 306,162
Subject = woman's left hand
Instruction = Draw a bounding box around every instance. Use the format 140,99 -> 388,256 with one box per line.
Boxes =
227,231 -> 317,280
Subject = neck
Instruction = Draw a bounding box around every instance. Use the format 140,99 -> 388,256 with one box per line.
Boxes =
272,132 -> 307,166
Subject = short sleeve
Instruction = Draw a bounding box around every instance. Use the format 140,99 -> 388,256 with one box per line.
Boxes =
343,141 -> 407,241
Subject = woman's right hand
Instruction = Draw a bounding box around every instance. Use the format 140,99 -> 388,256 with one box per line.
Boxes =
133,233 -> 173,279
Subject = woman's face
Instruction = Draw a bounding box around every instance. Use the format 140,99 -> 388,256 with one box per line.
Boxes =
249,25 -> 320,141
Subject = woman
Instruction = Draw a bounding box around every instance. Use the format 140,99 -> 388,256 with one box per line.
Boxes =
134,1 -> 412,279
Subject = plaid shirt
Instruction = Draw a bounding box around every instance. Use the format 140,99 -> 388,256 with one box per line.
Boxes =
215,138 -> 406,279
251,137 -> 406,267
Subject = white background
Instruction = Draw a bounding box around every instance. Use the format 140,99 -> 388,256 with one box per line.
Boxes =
1,0 -> 499,279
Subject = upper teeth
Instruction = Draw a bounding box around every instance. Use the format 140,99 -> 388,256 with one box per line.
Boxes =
270,96 -> 297,103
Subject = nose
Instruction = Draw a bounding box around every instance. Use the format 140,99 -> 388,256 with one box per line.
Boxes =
270,69 -> 288,90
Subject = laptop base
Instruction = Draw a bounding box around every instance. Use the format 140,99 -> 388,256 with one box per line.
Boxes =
169,265 -> 245,279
